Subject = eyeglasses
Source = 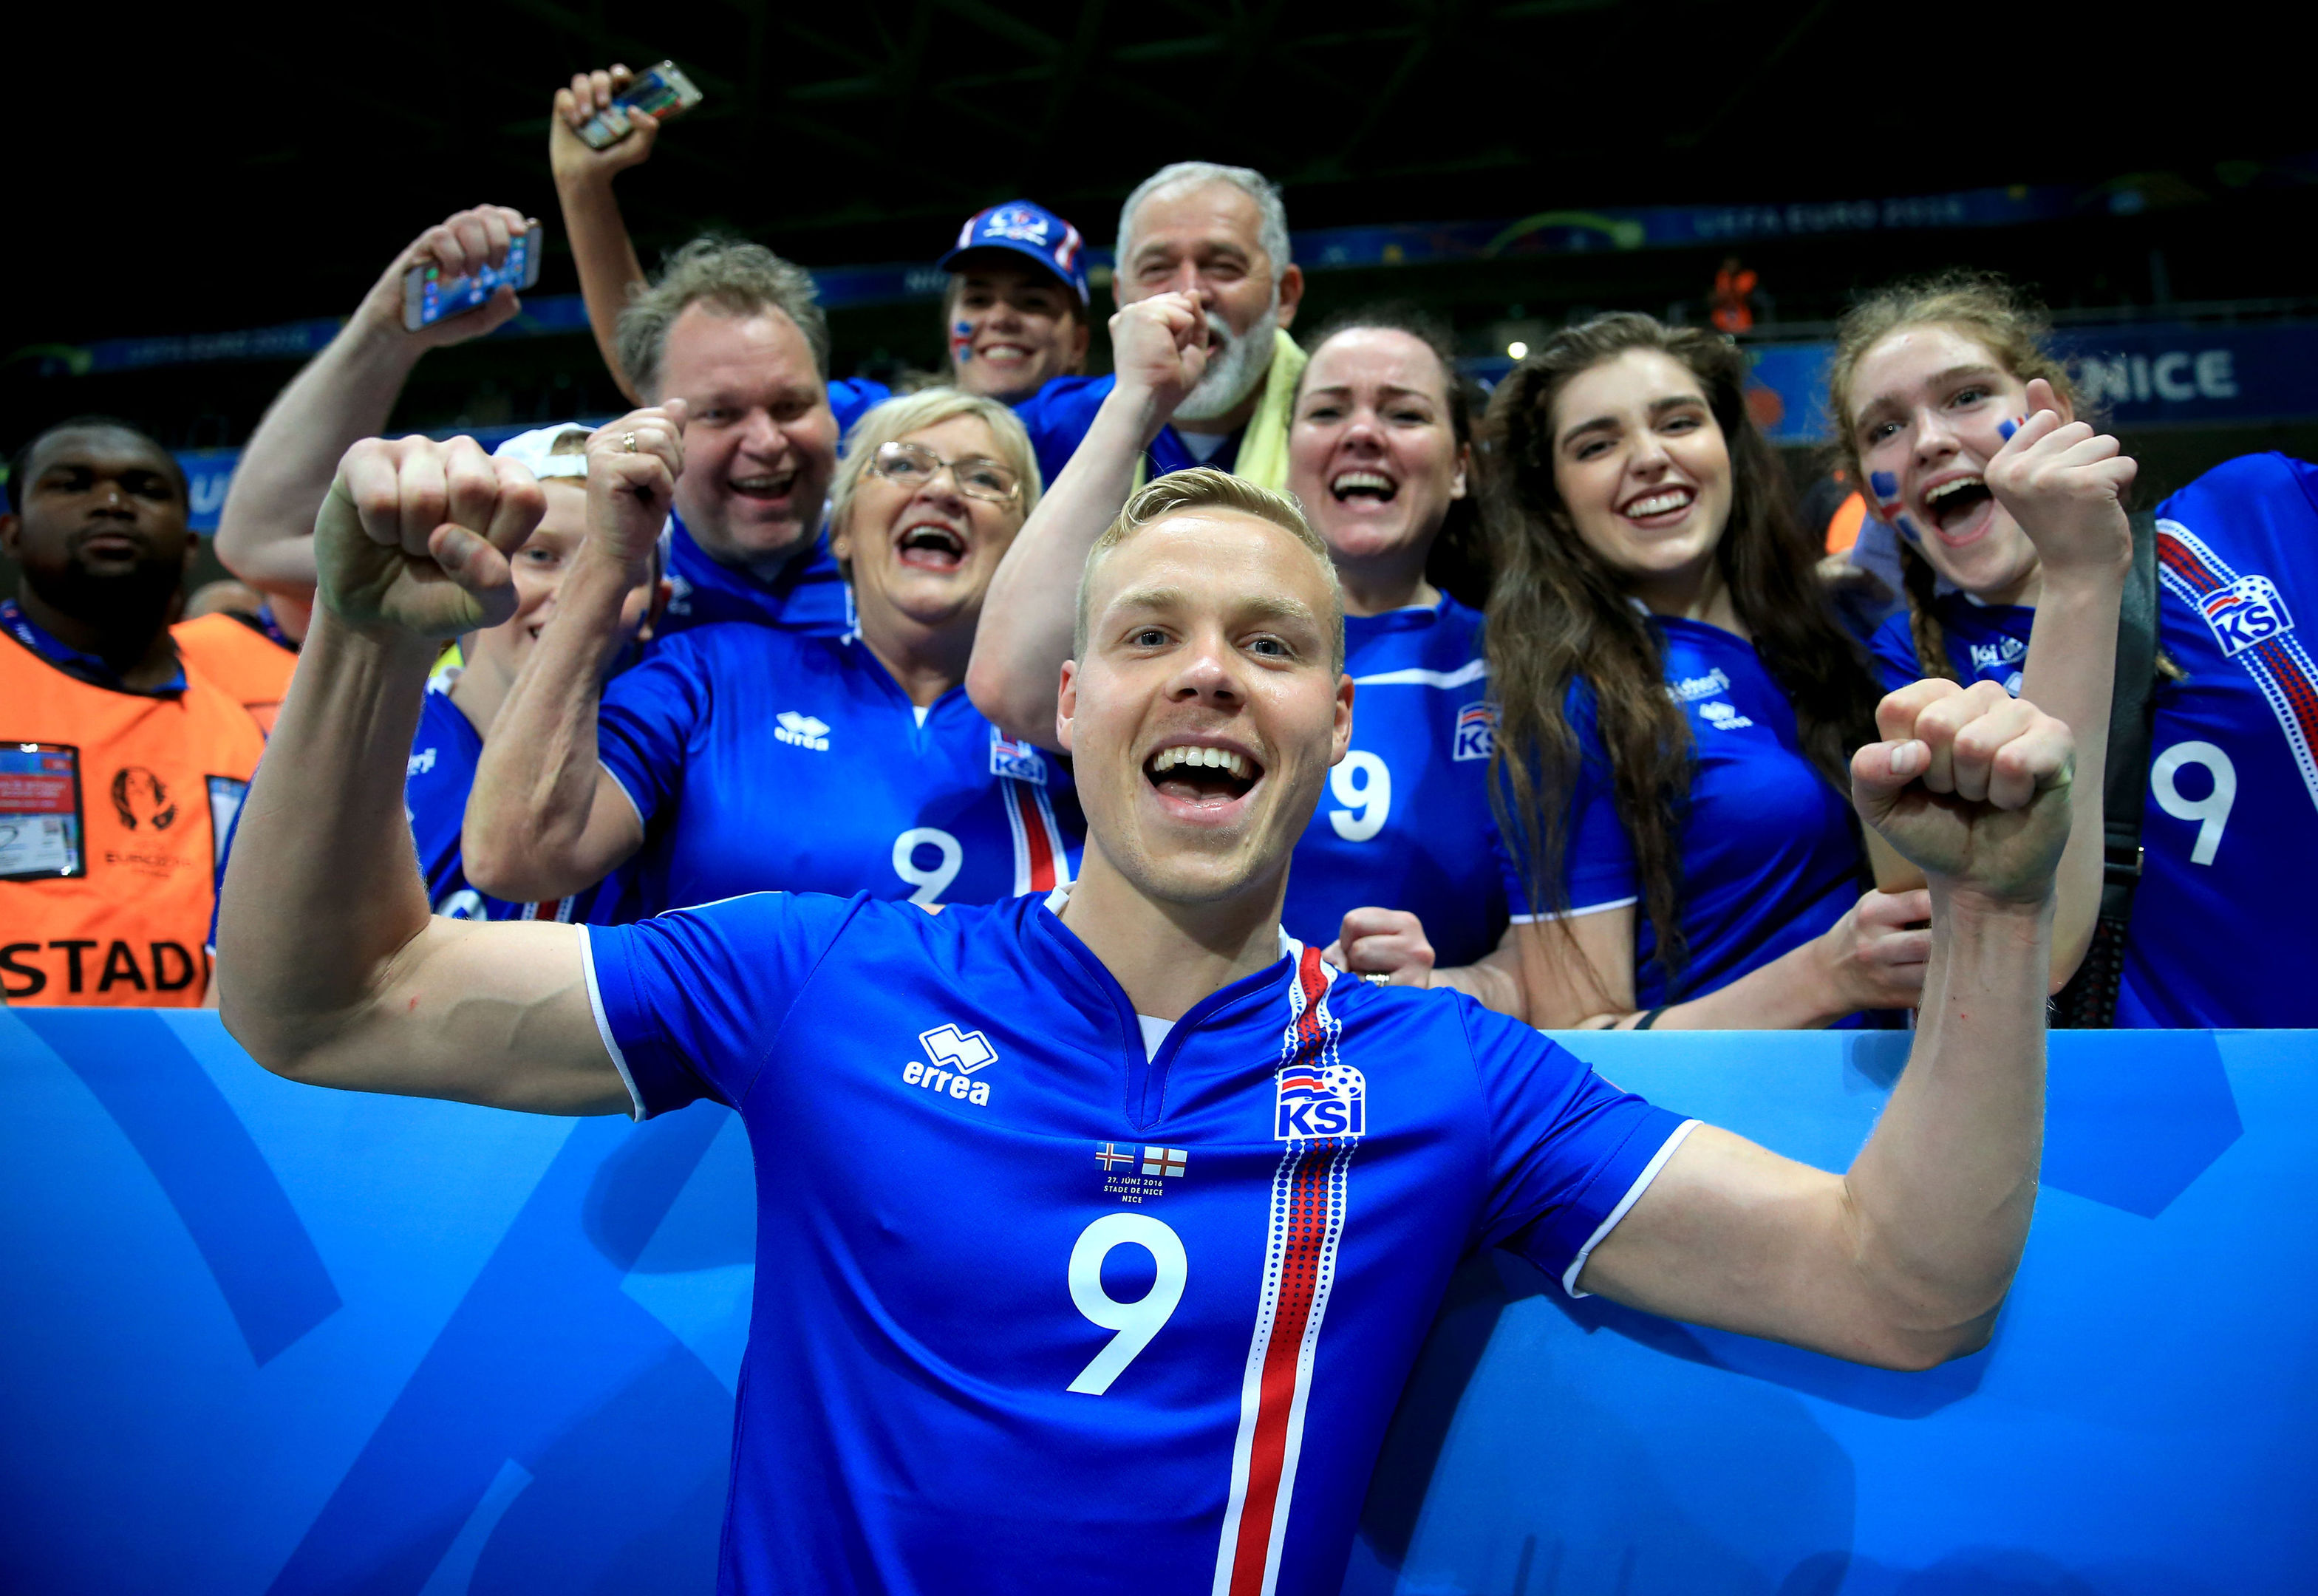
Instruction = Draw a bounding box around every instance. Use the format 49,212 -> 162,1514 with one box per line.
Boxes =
870,440 -> 1022,505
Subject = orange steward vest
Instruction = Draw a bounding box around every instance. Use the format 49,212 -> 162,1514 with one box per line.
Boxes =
1,633 -> 263,1006
173,612 -> 299,734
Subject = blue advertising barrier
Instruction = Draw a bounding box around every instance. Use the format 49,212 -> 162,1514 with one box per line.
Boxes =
1,1011 -> 2309,1594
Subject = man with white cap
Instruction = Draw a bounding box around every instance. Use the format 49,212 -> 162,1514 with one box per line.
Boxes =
400,423 -> 660,921
200,205 -> 664,921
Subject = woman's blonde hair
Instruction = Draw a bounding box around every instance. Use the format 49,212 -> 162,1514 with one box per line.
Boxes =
828,387 -> 1043,539
1826,274 -> 2078,681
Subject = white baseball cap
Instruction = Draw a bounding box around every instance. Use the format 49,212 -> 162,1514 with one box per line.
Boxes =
491,423 -> 594,480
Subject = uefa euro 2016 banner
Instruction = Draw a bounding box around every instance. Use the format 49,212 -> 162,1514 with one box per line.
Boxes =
2,1011 -> 2310,1594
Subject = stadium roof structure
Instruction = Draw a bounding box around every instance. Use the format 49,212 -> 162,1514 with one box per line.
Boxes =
8,0 -> 2308,347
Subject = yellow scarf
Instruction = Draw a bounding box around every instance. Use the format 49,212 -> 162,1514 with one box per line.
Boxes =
1133,328 -> 1309,495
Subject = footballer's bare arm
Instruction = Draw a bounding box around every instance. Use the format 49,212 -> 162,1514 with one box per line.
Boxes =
217,434 -> 628,1116
1581,681 -> 2070,1370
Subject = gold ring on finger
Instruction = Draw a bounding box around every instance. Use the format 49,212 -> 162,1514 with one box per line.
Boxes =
622,432 -> 638,452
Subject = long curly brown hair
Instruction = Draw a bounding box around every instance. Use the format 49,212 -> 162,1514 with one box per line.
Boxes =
1483,313 -> 1881,994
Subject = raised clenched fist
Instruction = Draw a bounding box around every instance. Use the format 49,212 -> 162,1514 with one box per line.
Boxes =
583,403 -> 687,570
315,435 -> 545,640
1852,678 -> 2075,907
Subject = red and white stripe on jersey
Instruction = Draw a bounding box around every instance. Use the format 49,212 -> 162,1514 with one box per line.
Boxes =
1003,776 -> 1071,896
511,896 -> 579,924
2158,520 -> 2318,812
1213,946 -> 1356,1596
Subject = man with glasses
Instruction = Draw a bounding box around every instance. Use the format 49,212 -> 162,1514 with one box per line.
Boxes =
462,390 -> 1084,919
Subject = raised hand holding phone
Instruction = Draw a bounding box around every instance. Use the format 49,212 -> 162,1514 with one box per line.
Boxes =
364,205 -> 539,341
550,63 -> 698,188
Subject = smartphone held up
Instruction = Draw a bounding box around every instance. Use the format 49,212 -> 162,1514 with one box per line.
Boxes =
400,228 -> 544,332
575,61 -> 704,149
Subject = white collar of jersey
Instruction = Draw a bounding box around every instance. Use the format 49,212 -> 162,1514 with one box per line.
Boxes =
1040,881 -> 1298,965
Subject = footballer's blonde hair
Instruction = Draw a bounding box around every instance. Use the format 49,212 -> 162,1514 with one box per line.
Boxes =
1073,468 -> 1344,669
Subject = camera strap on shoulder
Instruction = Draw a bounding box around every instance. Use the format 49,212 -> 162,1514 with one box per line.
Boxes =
2053,509 -> 2161,1029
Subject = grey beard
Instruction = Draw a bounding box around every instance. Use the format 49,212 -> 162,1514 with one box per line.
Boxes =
1173,302 -> 1280,425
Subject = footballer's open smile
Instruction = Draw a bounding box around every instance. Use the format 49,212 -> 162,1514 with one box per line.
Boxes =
1064,508 -> 1351,907
1141,734 -> 1266,824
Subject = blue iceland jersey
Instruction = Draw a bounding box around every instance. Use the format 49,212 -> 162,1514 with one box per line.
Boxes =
1874,454 -> 2318,1026
1500,616 -> 1864,1008
655,516 -> 853,638
208,679 -> 630,949
652,376 -> 889,639
581,888 -> 1692,1596
406,681 -> 630,924
1012,373 -> 1238,494
1868,598 -> 2031,696
597,623 -> 1083,917
1281,594 -> 1507,966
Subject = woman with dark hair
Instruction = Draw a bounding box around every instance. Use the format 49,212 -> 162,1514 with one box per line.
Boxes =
1349,313 -> 1922,1027
968,299 -> 1508,962
1833,273 -> 2316,1026
1281,305 -> 1509,967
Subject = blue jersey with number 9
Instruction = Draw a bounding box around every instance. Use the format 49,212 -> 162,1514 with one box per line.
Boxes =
597,623 -> 1082,918
1869,452 -> 2318,1026
1280,594 -> 1508,966
581,887 -> 1691,1595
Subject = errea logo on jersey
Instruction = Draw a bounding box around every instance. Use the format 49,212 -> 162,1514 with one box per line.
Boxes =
774,711 -> 831,751
1698,700 -> 1756,731
1275,1063 -> 1365,1139
902,1023 -> 997,1106
2199,575 -> 2294,657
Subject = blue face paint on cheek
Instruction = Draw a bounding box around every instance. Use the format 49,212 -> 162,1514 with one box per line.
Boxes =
1868,470 -> 1899,502
950,321 -> 974,363
1997,417 -> 2018,442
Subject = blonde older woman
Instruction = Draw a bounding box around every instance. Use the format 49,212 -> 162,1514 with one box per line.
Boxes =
465,388 -> 1083,917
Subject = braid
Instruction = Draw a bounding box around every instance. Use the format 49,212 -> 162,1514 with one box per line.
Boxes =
1898,541 -> 1957,682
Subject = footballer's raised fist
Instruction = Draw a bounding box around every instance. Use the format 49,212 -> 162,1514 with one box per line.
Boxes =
315,435 -> 545,640
1852,678 -> 2076,908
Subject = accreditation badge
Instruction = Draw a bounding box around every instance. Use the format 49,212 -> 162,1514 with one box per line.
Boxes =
0,743 -> 86,880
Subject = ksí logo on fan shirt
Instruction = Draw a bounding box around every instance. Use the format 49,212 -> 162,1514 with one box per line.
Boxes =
989,732 -> 1048,784
1453,700 -> 1496,762
1275,1062 -> 1366,1139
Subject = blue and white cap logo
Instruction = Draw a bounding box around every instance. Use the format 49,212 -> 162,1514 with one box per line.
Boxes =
938,200 -> 1089,304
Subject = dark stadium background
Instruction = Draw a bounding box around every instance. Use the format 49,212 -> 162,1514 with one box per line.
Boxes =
7,1 -> 2312,536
